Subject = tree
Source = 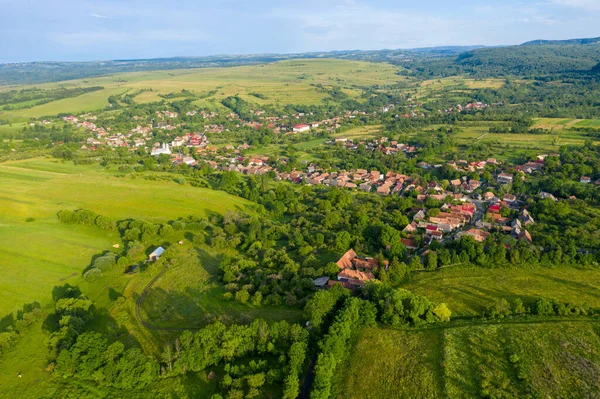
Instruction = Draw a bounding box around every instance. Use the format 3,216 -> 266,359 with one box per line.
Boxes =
426,251 -> 438,271
334,231 -> 352,252
433,303 -> 451,322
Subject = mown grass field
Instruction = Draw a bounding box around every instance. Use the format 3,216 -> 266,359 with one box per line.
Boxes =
0,59 -> 406,123
336,322 -> 600,399
402,267 -> 600,317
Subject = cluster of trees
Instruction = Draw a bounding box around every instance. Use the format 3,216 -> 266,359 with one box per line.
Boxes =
362,284 -> 451,326
46,285 -> 96,357
484,297 -> 594,319
55,331 -> 159,389
161,319 -> 308,399
58,209 -> 116,230
0,302 -> 42,356
46,281 -> 309,397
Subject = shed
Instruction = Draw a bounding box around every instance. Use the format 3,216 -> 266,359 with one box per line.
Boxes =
149,246 -> 165,261
313,277 -> 330,289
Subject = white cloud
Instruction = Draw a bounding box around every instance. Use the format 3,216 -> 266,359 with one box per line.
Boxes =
550,0 -> 600,11
90,13 -> 111,19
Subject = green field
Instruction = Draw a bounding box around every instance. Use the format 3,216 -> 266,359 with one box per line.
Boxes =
0,158 -> 254,315
533,117 -> 600,130
336,322 -> 600,399
334,125 -> 383,139
138,243 -> 303,331
447,122 -> 599,156
0,59 -> 406,123
402,267 -> 600,317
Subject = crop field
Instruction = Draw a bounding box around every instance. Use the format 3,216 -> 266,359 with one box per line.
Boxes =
337,322 -> 600,399
402,267 -> 600,317
0,158 -> 253,315
0,59 -> 406,123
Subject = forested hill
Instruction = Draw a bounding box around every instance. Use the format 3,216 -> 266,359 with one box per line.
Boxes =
521,37 -> 600,46
408,41 -> 600,78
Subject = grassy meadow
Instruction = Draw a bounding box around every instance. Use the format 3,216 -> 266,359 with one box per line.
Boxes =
336,322 -> 600,399
0,158 -> 253,315
402,267 -> 600,317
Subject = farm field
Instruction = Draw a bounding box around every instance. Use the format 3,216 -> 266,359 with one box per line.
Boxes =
0,158 -> 253,315
0,59 -> 406,123
336,322 -> 600,399
402,267 -> 600,317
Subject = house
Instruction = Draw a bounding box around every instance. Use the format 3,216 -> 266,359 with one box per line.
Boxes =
497,173 -> 513,184
400,238 -> 418,251
460,228 -> 490,243
484,191 -> 496,201
336,249 -> 358,269
413,209 -> 426,221
403,222 -> 418,233
519,230 -> 532,243
519,209 -> 535,225
149,246 -> 165,261
580,176 -> 592,184
336,249 -> 387,272
503,194 -> 517,203
293,124 -> 310,133
539,191 -> 557,202
337,269 -> 375,288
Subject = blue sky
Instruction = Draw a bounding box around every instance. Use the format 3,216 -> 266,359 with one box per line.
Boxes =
1,0 -> 599,63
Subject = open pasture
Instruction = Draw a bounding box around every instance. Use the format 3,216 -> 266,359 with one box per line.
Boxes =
402,267 -> 600,317
337,322 -> 600,399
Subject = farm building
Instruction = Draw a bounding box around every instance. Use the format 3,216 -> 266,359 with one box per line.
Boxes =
149,246 -> 165,261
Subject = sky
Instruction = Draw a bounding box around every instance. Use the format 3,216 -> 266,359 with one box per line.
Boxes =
0,0 -> 599,63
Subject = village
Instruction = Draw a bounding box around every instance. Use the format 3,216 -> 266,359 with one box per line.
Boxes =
50,104 -> 600,295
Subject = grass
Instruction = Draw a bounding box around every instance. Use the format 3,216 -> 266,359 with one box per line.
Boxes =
333,327 -> 444,398
533,117 -> 600,130
402,267 -> 600,317
1,87 -> 128,122
133,243 -> 303,354
0,158 -> 253,316
0,59 -> 406,123
338,321 -> 600,399
334,125 -> 383,139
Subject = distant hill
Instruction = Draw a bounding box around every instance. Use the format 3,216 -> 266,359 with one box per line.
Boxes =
521,37 -> 600,46
0,46 -> 482,86
407,38 -> 600,78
